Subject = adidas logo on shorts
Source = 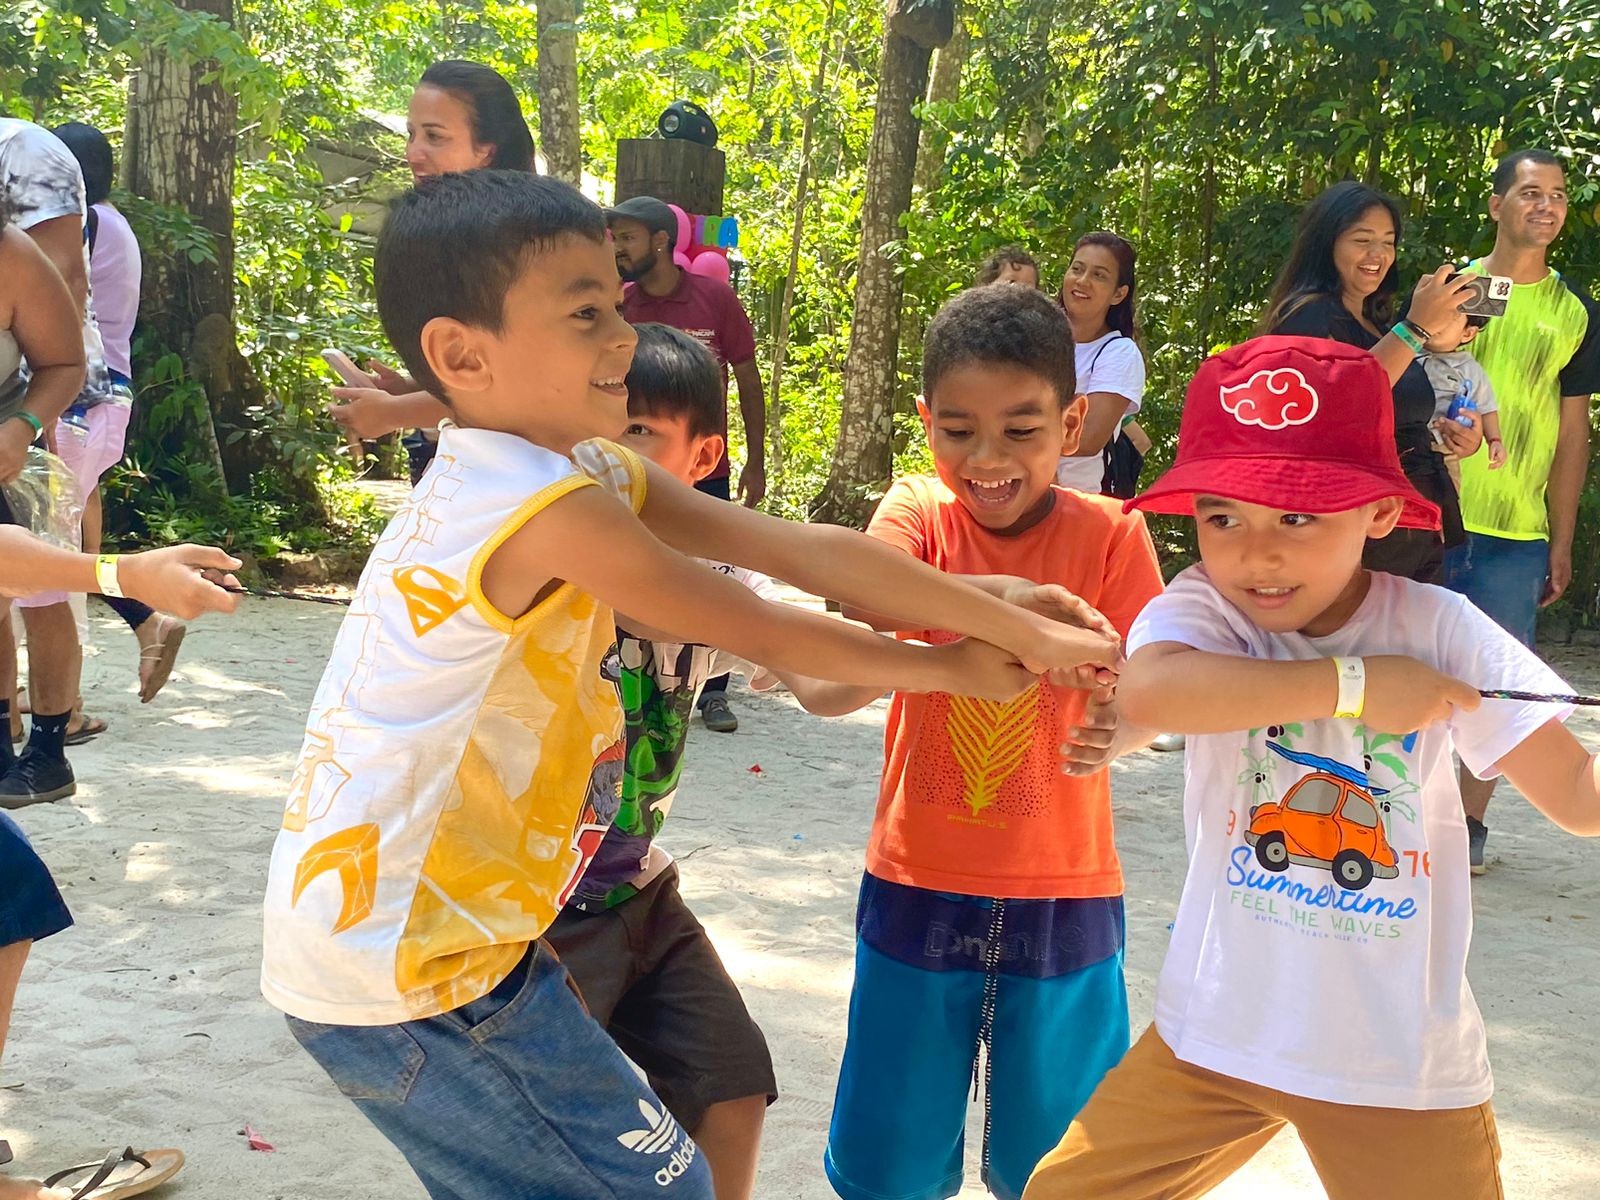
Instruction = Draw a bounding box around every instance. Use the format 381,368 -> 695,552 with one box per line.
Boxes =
616,1099 -> 699,1187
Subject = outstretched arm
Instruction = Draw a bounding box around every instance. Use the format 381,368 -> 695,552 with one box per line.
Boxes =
1120,644 -> 1481,736
1495,719 -> 1600,836
633,461 -> 1119,675
0,529 -> 241,619
484,486 -> 1038,700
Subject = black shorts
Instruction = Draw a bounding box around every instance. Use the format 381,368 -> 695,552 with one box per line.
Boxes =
545,865 -> 777,1131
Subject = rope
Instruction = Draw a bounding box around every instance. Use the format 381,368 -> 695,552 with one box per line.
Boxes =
1478,689 -> 1600,707
222,585 -> 353,608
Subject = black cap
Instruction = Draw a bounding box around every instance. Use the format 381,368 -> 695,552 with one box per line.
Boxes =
606,196 -> 677,249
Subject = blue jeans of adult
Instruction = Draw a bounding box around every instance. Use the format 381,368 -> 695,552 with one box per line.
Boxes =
286,941 -> 714,1200
1441,533 -> 1548,648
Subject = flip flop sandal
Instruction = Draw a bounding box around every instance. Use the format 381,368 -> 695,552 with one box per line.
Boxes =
138,622 -> 186,705
64,717 -> 109,747
43,1147 -> 184,1199
1,1138 -> 13,1165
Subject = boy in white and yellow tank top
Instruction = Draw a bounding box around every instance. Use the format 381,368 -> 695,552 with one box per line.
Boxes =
261,172 -> 1123,1200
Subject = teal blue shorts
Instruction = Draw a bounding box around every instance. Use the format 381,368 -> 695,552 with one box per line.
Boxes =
824,874 -> 1129,1200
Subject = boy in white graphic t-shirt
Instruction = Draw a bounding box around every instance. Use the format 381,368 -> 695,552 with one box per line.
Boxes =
1025,336 -> 1600,1200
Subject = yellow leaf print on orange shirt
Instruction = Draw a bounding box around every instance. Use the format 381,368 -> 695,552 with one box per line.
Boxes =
293,823 -> 380,934
947,686 -> 1040,815
394,565 -> 467,638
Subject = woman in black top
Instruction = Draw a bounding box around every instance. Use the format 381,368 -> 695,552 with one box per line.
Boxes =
1262,182 -> 1481,582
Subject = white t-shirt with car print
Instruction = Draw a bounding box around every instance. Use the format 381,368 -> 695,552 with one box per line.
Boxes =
1129,566 -> 1570,1109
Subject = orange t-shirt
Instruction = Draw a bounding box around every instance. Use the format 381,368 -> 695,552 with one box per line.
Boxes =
864,477 -> 1164,899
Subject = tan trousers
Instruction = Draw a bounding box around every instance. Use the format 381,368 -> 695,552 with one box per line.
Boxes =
1023,1026 -> 1503,1200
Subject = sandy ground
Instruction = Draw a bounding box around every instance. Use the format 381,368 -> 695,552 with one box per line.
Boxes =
2,597 -> 1598,1199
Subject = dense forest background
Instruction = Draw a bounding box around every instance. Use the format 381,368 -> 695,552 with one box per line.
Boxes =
4,1 -> 1600,615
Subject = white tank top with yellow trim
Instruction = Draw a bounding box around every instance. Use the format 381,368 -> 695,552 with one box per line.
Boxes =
261,427 -> 644,1025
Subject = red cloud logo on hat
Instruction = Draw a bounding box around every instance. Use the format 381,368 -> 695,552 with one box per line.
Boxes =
1219,368 -> 1320,430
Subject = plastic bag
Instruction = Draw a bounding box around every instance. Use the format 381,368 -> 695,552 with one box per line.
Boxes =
1,446 -> 83,549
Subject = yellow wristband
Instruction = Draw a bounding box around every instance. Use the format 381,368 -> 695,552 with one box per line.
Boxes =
95,554 -> 125,599
1332,656 -> 1365,720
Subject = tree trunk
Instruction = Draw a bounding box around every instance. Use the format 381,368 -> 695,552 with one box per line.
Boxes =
123,0 -> 261,494
811,0 -> 950,526
537,0 -> 582,184
768,7 -> 838,500
1196,32 -> 1219,355
913,13 -> 968,195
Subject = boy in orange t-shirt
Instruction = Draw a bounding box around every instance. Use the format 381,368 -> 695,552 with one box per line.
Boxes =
824,285 -> 1164,1200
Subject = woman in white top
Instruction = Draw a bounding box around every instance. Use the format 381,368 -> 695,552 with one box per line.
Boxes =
1054,232 -> 1147,492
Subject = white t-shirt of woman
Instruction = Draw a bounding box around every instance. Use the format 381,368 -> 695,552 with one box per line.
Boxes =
1055,331 -> 1146,492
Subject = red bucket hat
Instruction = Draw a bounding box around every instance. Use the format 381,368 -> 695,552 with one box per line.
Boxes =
1127,336 -> 1441,530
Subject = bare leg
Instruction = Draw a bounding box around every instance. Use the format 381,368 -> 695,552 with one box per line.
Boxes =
0,945 -> 72,1200
0,939 -> 27,1062
691,1095 -> 766,1200
17,605 -> 79,720
80,488 -> 102,558
1460,766 -> 1496,823
1,601 -> 17,745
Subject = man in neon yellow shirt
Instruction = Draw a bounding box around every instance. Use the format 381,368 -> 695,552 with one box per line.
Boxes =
1444,149 -> 1600,872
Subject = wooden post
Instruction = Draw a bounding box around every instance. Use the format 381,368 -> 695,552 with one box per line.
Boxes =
615,138 -> 726,214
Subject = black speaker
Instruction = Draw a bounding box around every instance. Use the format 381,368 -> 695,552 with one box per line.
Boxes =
658,100 -> 718,148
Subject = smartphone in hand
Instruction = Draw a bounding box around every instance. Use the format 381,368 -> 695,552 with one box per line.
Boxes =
322,348 -> 373,388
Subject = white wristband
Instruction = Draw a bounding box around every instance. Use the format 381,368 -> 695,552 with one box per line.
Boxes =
1332,656 -> 1365,720
95,554 -> 125,599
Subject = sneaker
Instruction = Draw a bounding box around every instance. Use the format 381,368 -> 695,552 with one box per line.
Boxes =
1151,732 -> 1186,753
1466,816 -> 1488,876
0,747 -> 76,809
699,694 -> 739,734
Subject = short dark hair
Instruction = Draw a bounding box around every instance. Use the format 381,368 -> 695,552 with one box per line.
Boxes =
51,121 -> 114,207
974,245 -> 1038,286
923,283 -> 1076,406
419,60 -> 536,173
374,170 -> 607,400
1492,148 -> 1563,195
626,323 -> 723,439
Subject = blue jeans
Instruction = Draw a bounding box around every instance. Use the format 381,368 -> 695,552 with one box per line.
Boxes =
287,942 -> 713,1200
1442,533 -> 1548,648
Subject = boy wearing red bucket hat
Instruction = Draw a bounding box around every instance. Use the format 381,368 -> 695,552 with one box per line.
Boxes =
1024,336 -> 1600,1200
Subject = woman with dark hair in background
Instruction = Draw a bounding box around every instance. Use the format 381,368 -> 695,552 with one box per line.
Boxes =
52,120 -> 188,711
328,61 -> 536,480
975,245 -> 1040,288
1262,181 -> 1481,582
1055,232 -> 1149,494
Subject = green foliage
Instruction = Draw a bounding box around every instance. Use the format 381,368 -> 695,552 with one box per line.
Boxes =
7,0 -> 1600,607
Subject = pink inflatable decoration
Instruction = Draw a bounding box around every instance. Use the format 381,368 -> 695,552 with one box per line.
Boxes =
686,250 -> 732,285
667,203 -> 692,251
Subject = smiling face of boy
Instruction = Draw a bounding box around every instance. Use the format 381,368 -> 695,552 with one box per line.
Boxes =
919,362 -> 1085,536
1193,495 -> 1403,636
422,234 -> 639,453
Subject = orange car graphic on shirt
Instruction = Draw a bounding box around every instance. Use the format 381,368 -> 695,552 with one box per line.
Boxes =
1242,742 -> 1399,891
